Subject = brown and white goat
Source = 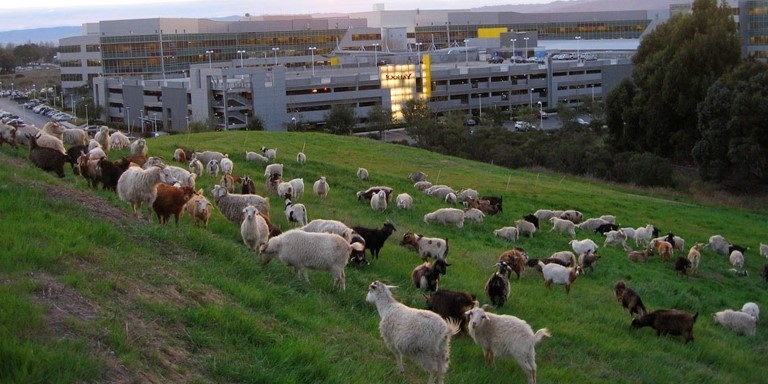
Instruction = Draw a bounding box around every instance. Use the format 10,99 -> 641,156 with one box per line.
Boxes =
539,261 -> 582,294
497,248 -> 527,279
411,259 -> 450,292
651,239 -> 673,262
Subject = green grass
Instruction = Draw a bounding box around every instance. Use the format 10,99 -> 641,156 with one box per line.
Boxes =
0,131 -> 767,383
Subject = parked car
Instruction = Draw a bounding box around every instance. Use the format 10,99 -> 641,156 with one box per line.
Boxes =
536,110 -> 549,119
487,56 -> 504,64
514,121 -> 532,132
576,118 -> 589,126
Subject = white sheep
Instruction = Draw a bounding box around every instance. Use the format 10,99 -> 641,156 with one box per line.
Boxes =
599,215 -> 616,224
284,198 -> 308,226
142,157 -> 165,170
463,208 -> 485,223
742,302 -> 760,321
185,191 -> 212,229
604,230 -> 630,251
396,193 -> 413,210
206,159 -> 220,177
465,307 -> 551,384
246,151 -> 269,163
427,186 -> 456,201
424,208 -> 465,228
515,219 -> 536,238
569,239 -> 598,255
633,224 -> 656,247
707,235 -> 730,255
88,147 -> 107,160
712,309 -> 757,336
413,181 -> 433,191
211,184 -> 270,223
116,165 -> 177,218
313,176 -> 329,198
219,157 -> 234,175
533,209 -> 556,221
110,131 -> 130,150
371,190 -> 388,211
444,192 -> 458,205
62,126 -> 88,146
296,151 -> 306,164
559,209 -> 583,223
34,132 -> 66,155
260,229 -> 362,290
277,181 -> 293,199
577,218 -> 609,232
87,139 -> 101,152
289,178 -> 304,200
41,122 -> 63,141
729,250 -> 744,269
366,281 -> 460,384
456,188 -> 479,201
549,217 -> 576,238
761,242 -> 768,258
261,146 -> 277,162
493,227 -> 519,242
301,219 -> 353,236
94,126 -> 111,153
357,167 -> 369,180
241,205 -> 269,254
188,158 -> 204,177
539,261 -> 581,294
0,125 -> 17,148
14,125 -> 41,148
130,138 -> 148,157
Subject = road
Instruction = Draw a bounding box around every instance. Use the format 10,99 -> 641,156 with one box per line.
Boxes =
0,96 -> 61,128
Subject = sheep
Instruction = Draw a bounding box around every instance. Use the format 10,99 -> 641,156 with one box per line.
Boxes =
413,181 -> 433,191
286,178 -> 304,200
761,242 -> 768,259
370,190 -> 388,211
522,214 -> 539,229
549,217 -> 576,238
152,184 -> 196,226
95,157 -> 130,192
549,251 -> 577,267
88,139 -> 102,152
408,171 -> 428,182
0,124 -> 17,148
559,209 -> 583,223
190,151 -> 226,167
117,165 -> 177,218
651,239 -> 674,262
631,309 -> 698,343
628,249 -> 652,263
241,204 -> 270,254
465,307 -> 551,384
261,146 -> 277,162
62,126 -> 88,146
88,146 -> 107,160
577,218 -> 609,232
569,239 -> 597,255
578,251 -> 601,273
427,187 -> 457,201
486,262 -> 512,307
456,188 -> 479,201
396,193 -> 413,210
401,232 -> 448,261
444,192 -> 458,206
634,224 -> 656,247
246,151 -> 269,163
604,230 -> 630,251
498,248 -> 527,279
26,133 -> 66,178
109,131 -> 130,150
539,261 -> 581,294
313,176 -> 329,198
300,219 -> 367,263
613,280 -> 647,317
425,290 -> 476,333
463,208 -> 485,223
674,257 -> 692,276
351,222 -> 397,260
34,131 -> 66,155
357,186 -> 394,202
424,208 -> 465,228
185,191 -> 212,229
366,281 -> 459,384
705,235 -> 730,255
729,250 -> 745,269
357,167 -> 369,180
188,158 -> 204,177
262,229 -> 363,290
166,165 -> 196,189
742,302 -> 760,320
41,122 -> 63,141
206,159 -> 220,177
620,227 -> 636,241
712,309 -> 756,336
533,209 -> 556,221
130,138 -> 148,157
687,243 -> 704,274
296,151 -> 306,164
211,184 -> 270,223
412,259 -> 451,292
219,157 -> 234,175
493,227 -> 519,243
595,223 -> 619,235
94,126 -> 111,153
515,219 -> 536,238
599,215 -> 616,224
284,198 -> 308,226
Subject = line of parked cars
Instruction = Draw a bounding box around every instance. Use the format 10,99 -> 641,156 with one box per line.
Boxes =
0,110 -> 24,127
30,102 -> 74,122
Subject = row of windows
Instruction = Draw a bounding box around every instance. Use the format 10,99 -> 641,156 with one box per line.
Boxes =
59,45 -> 80,53
351,33 -> 381,41
61,74 -> 83,81
86,44 -> 101,52
60,60 -> 80,67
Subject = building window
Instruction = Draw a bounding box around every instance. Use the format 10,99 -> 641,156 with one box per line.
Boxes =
61,74 -> 84,81
86,44 -> 101,52
60,60 -> 81,67
59,45 -> 81,53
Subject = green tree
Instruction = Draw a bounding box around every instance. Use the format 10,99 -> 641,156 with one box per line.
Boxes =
325,104 -> 357,135
606,0 -> 740,161
366,106 -> 393,138
0,48 -> 17,74
13,44 -> 42,65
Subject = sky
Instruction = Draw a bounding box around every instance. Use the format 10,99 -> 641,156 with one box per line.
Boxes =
0,0 -> 552,32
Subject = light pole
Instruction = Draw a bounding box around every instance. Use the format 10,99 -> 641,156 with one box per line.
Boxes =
463,39 -> 469,65
511,38 -> 517,64
538,101 -> 543,130
575,36 -> 582,62
524,37 -> 529,60
372,43 -> 379,66
205,50 -> 214,68
185,115 -> 190,132
70,94 -> 74,114
237,49 -> 246,67
84,103 -> 88,126
529,88 -> 534,113
291,116 -> 296,130
308,46 -> 317,76
140,109 -> 144,133
272,47 -> 280,65
153,113 -> 157,133
126,106 -> 131,134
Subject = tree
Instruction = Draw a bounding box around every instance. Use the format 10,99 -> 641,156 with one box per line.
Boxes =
606,0 -> 740,162
402,99 -> 437,147
366,106 -> 393,139
0,48 -> 17,74
325,104 -> 357,135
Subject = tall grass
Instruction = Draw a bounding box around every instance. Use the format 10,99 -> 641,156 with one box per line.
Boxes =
0,131 -> 766,383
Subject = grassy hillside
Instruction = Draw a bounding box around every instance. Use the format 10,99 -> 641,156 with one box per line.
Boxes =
1,131 -> 767,383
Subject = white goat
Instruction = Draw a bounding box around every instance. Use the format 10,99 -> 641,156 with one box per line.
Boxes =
296,152 -> 306,164
413,181 -> 433,191
493,227 -> 519,242
569,239 -> 598,255
289,178 -> 305,200
357,167 -> 369,180
533,209 -> 556,221
396,193 -> 413,210
219,157 -> 234,175
706,235 -> 730,255
284,198 -> 308,226
633,224 -> 655,247
760,243 -> 768,258
370,190 -> 388,211
549,217 -> 576,238
712,309 -> 756,336
604,230 -> 630,251
246,151 -> 269,163
539,262 -> 582,294
515,219 -> 537,238
116,165 -> 176,218
424,208 -> 465,228
313,176 -> 329,198
401,232 -> 448,261
206,159 -> 220,177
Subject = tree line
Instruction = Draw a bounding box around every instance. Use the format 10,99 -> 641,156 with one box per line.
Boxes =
0,43 -> 57,74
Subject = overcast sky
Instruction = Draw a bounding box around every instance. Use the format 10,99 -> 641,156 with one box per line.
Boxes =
0,0 -> 552,32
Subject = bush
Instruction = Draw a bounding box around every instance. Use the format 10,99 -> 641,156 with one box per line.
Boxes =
623,152 -> 674,187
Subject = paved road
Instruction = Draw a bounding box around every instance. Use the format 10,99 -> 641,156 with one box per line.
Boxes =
0,97 -> 60,128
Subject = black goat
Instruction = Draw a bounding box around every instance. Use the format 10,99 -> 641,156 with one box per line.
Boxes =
412,259 -> 450,292
485,262 -> 511,307
352,222 -> 397,260
613,280 -> 647,317
595,223 -> 619,235
65,145 -> 88,171
631,309 -> 698,343
523,213 -> 539,229
481,195 -> 503,212
27,134 -> 65,178
96,157 -> 130,192
425,290 -> 476,333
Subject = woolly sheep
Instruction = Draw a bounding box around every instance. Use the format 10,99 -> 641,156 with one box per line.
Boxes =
413,181 -> 433,191
219,157 -> 234,175
465,307 -> 551,384
14,125 -> 40,148
211,184 -> 270,223
408,171 -> 428,182
427,186 -> 456,201
35,131 -> 66,155
620,227 -> 636,241
456,188 -> 479,201
0,124 -> 17,148
401,232 -> 448,261
41,122 -> 63,141
577,218 -> 609,232
493,227 -> 519,242
444,192 -> 458,206
206,159 -> 220,177
284,198 -> 308,226
729,250 -> 745,269
599,215 -> 616,224
357,167 -> 369,180
185,191 -> 212,229
549,217 -> 576,238
300,219 -> 367,261
516,219 -> 537,238
706,235 -> 730,255
559,209 -> 583,223
296,151 -> 306,164
366,281 -> 459,384
289,178 -> 304,200
742,302 -> 759,320
712,309 -> 756,336
116,165 -> 177,218
396,193 -> 413,210
166,165 -> 196,189
246,151 -> 269,163
463,208 -> 485,223
110,131 -> 130,150
94,126 -> 111,153
604,230 -> 630,251
260,229 -> 363,290
130,138 -> 148,157
191,151 -> 226,167
88,139 -> 102,152
371,190 -> 388,211
261,146 -> 277,162
533,209 -> 556,221
62,126 -> 88,146
241,205 -> 270,253
87,146 -> 107,160
313,176 -> 329,198
424,208 -> 465,228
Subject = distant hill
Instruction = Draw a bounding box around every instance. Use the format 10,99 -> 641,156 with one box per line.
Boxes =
0,26 -> 81,45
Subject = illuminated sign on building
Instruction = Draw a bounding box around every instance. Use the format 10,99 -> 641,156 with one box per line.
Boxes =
380,63 -> 417,120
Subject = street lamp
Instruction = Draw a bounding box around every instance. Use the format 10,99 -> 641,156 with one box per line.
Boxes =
85,103 -> 88,126
524,37 -> 529,60
126,106 -> 131,135
308,46 -> 317,76
205,49 -> 214,68
575,36 -> 582,62
537,101 -> 543,130
153,113 -> 157,133
372,43 -> 380,66
463,39 -> 469,65
237,49 -> 246,67
529,88 -> 534,113
272,47 -> 280,65
291,116 -> 297,130
511,38 -> 517,64
140,109 -> 144,133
